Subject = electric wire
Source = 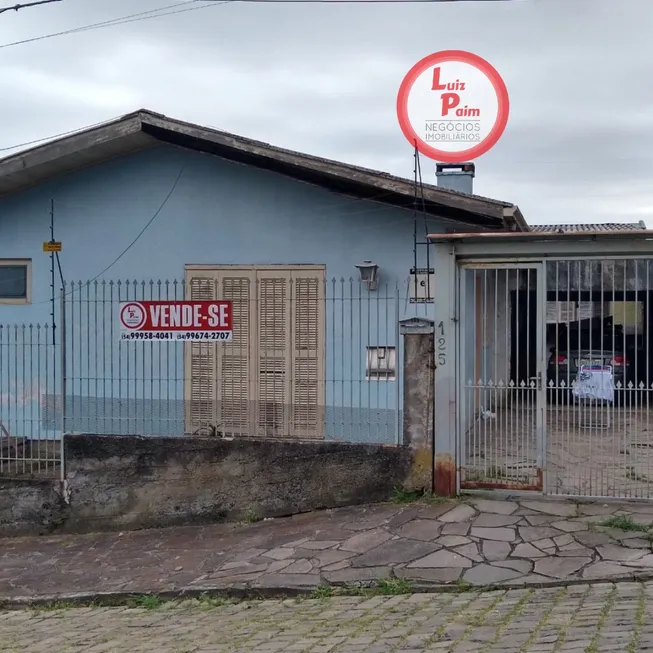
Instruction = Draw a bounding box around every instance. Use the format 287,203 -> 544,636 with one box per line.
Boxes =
0,1 -> 229,50
3,172 -> 492,302
0,0 -> 524,50
0,116 -> 135,152
0,0 -> 62,15
22,167 -> 186,306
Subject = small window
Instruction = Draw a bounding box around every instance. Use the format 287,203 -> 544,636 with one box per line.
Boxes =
0,260 -> 30,304
366,346 -> 397,381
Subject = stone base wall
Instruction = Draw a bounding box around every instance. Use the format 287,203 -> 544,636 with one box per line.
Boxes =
56,434 -> 412,534
0,478 -> 67,537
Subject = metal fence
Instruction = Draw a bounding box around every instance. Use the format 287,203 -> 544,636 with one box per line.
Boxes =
458,258 -> 653,500
0,277 -> 409,476
0,323 -> 61,476
545,259 -> 653,499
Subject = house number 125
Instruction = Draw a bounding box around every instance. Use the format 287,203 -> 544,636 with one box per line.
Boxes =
437,321 -> 446,366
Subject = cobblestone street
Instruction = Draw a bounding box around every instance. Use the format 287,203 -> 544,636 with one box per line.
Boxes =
2,581 -> 651,653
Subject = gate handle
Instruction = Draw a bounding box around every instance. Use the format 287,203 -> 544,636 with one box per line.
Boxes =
529,372 -> 542,389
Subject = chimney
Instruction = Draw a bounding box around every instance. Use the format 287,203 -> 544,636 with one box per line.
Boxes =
435,162 -> 475,195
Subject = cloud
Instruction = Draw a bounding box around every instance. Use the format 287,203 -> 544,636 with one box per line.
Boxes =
0,0 -> 651,225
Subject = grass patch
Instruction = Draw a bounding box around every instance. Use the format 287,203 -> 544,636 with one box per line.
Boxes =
30,600 -> 80,613
375,578 -> 413,595
585,586 -> 616,653
454,578 -> 473,592
24,582 -> 419,612
390,487 -> 456,505
600,515 -> 649,532
486,466 -> 508,479
463,467 -> 531,485
28,593 -> 238,613
626,584 -> 646,653
125,595 -> 166,610
309,586 -> 337,599
465,466 -> 508,481
391,487 -> 428,503
423,494 -> 453,504
242,508 -> 261,524
309,578 -> 414,599
551,584 -> 591,653
518,587 -> 567,653
195,595 -> 236,609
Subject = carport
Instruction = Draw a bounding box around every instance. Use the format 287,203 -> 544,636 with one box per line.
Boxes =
429,229 -> 653,499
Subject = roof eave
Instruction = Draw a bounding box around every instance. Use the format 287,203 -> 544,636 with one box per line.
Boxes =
502,205 -> 529,232
0,111 -> 144,176
0,109 -> 518,230
0,112 -> 157,197
140,116 -> 507,228
427,229 -> 653,244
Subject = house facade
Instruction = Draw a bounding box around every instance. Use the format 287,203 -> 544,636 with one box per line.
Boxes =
0,109 -> 526,448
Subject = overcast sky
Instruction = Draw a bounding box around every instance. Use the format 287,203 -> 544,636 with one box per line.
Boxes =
0,0 -> 648,226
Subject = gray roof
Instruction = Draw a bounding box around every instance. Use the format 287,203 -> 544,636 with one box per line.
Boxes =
530,222 -> 648,233
0,109 -> 527,231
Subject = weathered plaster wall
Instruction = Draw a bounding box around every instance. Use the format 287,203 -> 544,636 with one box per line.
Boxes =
0,145 -> 448,445
0,478 -> 66,536
61,434 -> 413,533
401,330 -> 434,493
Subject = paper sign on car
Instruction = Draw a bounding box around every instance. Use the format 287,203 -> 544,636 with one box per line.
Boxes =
573,364 -> 614,403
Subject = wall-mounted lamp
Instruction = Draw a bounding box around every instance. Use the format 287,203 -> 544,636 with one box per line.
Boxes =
355,260 -> 379,291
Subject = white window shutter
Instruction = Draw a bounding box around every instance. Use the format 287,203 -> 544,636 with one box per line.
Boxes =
185,276 -> 217,435
219,274 -> 255,436
291,272 -> 325,439
256,272 -> 291,437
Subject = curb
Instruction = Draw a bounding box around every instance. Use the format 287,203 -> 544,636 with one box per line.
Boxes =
3,572 -> 653,610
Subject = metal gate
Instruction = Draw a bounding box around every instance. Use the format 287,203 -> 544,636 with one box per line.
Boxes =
458,262 -> 546,492
455,253 -> 653,499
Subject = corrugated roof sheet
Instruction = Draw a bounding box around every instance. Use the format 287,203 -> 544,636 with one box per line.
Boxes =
530,222 -> 647,233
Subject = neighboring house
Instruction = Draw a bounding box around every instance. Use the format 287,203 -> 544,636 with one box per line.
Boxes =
0,109 -> 526,444
530,222 -> 648,233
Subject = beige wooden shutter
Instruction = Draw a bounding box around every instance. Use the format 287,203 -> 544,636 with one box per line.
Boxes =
256,271 -> 291,437
184,275 -> 218,435
291,271 -> 325,439
219,272 -> 255,436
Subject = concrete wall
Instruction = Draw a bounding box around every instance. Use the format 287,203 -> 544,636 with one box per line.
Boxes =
0,145 -> 449,445
401,329 -> 435,493
58,434 -> 413,533
0,478 -> 66,536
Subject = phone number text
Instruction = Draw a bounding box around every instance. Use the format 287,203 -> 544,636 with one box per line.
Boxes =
120,331 -> 233,341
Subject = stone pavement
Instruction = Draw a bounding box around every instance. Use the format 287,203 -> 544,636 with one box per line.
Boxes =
3,582 -> 653,652
6,496 -> 653,600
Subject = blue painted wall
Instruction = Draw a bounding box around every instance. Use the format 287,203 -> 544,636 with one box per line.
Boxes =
0,144 -> 443,443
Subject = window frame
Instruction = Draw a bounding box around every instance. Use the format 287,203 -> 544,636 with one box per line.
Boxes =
0,259 -> 31,305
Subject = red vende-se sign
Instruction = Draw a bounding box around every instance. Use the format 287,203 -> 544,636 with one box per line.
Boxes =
119,301 -> 233,342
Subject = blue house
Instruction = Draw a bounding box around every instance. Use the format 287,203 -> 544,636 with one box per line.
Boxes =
0,109 -> 526,450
